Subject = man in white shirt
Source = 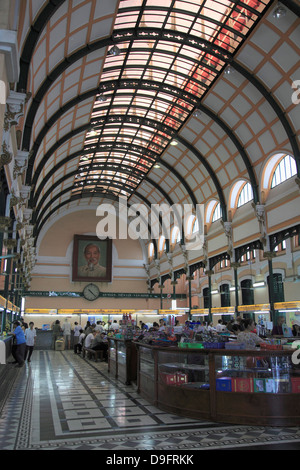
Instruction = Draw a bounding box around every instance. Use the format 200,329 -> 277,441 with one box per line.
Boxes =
62,318 -> 72,349
24,322 -> 37,362
111,320 -> 120,331
216,320 -> 226,332
84,331 -> 96,348
94,321 -> 103,333
73,322 -> 81,347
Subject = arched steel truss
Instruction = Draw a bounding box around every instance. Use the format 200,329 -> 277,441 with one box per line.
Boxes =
16,0 -> 300,251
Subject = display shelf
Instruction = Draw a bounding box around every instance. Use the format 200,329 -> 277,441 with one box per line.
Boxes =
134,342 -> 300,426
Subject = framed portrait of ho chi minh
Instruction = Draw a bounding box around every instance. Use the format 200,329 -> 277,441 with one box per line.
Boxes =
72,235 -> 112,282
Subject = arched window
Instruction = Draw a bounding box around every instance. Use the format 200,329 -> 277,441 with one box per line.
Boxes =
192,218 -> 199,233
271,154 -> 297,188
212,203 -> 221,222
220,283 -> 230,307
237,182 -> 253,207
158,235 -> 165,253
186,214 -> 196,236
241,279 -> 254,305
148,242 -> 154,260
171,226 -> 181,245
203,287 -> 209,308
267,273 -> 284,303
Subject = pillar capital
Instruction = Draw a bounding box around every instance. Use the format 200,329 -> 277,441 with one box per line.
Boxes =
205,269 -> 214,276
231,261 -> 240,269
263,251 -> 276,259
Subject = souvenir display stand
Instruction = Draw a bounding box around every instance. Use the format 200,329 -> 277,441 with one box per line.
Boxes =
134,343 -> 300,426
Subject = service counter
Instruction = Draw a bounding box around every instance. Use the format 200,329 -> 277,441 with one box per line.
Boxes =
0,335 -> 13,364
108,337 -> 137,385
134,342 -> 300,426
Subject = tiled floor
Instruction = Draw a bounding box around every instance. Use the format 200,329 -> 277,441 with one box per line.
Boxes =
1,350 -> 300,451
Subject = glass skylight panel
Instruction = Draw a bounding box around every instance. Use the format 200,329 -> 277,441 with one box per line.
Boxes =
73,0 -> 270,199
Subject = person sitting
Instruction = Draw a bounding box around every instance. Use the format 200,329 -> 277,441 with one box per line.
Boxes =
236,319 -> 264,350
271,316 -> 285,336
84,331 -> 96,349
91,332 -> 108,361
216,319 -> 226,332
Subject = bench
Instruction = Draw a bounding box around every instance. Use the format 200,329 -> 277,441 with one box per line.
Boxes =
82,347 -> 104,362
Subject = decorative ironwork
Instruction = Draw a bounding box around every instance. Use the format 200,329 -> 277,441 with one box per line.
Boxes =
234,239 -> 264,262
269,224 -> 300,252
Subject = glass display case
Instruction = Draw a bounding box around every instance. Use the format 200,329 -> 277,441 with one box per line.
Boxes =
134,343 -> 300,426
158,349 -> 209,390
215,353 -> 294,393
108,338 -> 137,385
108,338 -> 117,378
137,345 -> 157,404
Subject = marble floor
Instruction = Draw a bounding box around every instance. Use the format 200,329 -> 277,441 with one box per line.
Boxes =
1,350 -> 300,452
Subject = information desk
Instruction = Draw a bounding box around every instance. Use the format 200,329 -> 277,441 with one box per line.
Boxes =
108,338 -> 137,385
134,343 -> 300,426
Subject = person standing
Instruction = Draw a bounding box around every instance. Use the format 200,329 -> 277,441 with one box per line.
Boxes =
94,321 -> 103,333
73,321 -> 81,347
62,318 -> 72,349
24,322 -> 37,362
52,320 -> 61,349
74,329 -> 85,354
10,321 -> 26,367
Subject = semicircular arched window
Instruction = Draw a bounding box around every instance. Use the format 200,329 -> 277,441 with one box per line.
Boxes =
237,182 -> 253,207
212,202 -> 221,222
271,154 -> 297,188
158,235 -> 165,253
148,242 -> 154,260
171,226 -> 181,245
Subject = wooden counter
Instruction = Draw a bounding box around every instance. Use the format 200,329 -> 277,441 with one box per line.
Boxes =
134,342 -> 300,426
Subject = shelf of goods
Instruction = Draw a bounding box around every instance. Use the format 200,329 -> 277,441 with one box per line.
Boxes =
134,342 -> 300,426
108,337 -> 137,385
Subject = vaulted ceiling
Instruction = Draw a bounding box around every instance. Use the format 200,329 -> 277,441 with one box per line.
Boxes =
16,0 -> 300,246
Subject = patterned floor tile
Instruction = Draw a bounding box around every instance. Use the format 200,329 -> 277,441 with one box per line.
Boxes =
1,350 -> 300,451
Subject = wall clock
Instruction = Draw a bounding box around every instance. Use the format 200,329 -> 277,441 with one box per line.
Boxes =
83,283 -> 100,301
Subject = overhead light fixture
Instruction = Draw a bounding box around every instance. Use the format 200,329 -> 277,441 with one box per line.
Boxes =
170,139 -> 178,146
273,4 -> 286,18
154,164 -> 161,169
224,65 -> 234,75
97,94 -> 107,102
193,109 -> 201,118
253,281 -> 266,288
109,45 -> 120,56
